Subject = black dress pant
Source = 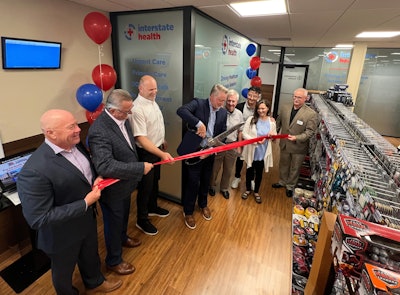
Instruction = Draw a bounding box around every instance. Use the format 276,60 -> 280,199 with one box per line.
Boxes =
136,147 -> 161,221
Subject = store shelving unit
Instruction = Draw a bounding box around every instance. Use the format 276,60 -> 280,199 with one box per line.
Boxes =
291,94 -> 400,294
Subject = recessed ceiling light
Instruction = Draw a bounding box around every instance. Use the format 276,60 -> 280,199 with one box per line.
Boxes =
356,32 -> 400,38
268,49 -> 281,52
376,56 -> 388,58
229,0 -> 287,17
334,44 -> 353,48
390,52 -> 400,55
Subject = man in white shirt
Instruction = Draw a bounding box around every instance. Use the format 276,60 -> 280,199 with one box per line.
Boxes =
209,89 -> 243,199
130,75 -> 174,235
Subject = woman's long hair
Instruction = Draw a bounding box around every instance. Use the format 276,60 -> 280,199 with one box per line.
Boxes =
251,99 -> 271,125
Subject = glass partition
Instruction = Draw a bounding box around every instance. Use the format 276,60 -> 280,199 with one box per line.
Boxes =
111,10 -> 184,200
354,48 -> 400,137
194,12 -> 258,101
260,46 -> 352,91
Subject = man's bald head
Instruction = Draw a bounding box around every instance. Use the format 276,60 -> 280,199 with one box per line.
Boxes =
40,109 -> 74,132
40,109 -> 81,150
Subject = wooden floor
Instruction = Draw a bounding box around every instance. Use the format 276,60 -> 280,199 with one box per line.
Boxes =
0,141 -> 293,295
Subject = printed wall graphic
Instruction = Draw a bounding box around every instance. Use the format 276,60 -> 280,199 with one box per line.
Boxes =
115,11 -> 184,200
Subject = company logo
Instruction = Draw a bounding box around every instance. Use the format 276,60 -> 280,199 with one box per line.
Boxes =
324,51 -> 351,63
345,237 -> 365,251
324,51 -> 339,63
124,24 -> 136,40
221,34 -> 242,56
373,269 -> 398,287
345,218 -> 369,232
124,23 -> 175,41
222,35 -> 228,55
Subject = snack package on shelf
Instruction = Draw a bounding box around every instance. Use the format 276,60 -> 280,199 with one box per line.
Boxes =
331,214 -> 400,279
359,263 -> 400,295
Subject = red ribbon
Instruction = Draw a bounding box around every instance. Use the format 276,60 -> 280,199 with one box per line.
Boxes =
96,178 -> 120,190
154,134 -> 289,166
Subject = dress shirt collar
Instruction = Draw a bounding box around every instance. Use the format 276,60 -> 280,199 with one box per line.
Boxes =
45,138 -> 73,154
208,98 -> 220,112
136,94 -> 155,105
245,101 -> 254,111
105,108 -> 126,126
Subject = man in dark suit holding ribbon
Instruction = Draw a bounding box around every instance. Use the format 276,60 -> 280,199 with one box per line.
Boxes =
17,109 -> 122,295
177,84 -> 228,229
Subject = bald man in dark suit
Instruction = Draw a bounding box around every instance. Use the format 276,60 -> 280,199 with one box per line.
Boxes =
88,89 -> 153,276
17,109 -> 121,295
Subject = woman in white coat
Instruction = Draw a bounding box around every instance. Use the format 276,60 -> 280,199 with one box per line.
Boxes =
241,100 -> 277,203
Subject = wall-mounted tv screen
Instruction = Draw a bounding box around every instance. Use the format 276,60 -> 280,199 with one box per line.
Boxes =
1,37 -> 62,69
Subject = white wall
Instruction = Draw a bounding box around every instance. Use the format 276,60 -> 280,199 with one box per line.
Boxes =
0,0 -> 113,143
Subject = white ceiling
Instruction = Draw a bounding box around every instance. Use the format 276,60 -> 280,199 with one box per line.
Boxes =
68,0 -> 400,48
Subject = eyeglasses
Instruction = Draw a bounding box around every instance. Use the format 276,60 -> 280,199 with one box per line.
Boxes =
115,108 -> 132,115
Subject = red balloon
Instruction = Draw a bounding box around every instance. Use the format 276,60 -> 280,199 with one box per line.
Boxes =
251,76 -> 262,87
86,103 -> 104,125
83,12 -> 112,45
250,56 -> 261,70
92,64 -> 117,91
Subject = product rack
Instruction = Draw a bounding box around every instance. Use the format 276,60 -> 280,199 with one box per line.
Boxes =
312,94 -> 400,228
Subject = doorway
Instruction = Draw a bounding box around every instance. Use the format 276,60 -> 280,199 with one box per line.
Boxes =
277,65 -> 308,111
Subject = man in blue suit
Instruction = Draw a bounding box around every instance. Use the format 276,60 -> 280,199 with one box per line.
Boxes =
177,84 -> 228,229
88,89 -> 153,275
17,109 -> 122,295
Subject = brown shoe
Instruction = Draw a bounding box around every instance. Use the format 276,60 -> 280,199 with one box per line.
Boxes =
86,279 -> 122,294
201,206 -> 212,221
183,213 -> 196,229
122,236 -> 141,248
106,261 -> 135,275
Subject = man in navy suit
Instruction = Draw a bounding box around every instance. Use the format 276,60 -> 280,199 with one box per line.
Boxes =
177,84 -> 228,229
88,89 -> 153,275
17,109 -> 122,295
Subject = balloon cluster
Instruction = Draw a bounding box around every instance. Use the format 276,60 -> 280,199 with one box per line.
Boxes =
76,12 -> 117,124
242,44 -> 262,98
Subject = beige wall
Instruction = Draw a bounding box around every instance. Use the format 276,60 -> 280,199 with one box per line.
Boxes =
0,0 -> 113,144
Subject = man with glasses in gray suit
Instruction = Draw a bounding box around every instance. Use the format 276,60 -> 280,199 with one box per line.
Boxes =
88,89 -> 153,276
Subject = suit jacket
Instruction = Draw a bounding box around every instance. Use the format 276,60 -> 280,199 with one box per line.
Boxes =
87,111 -> 144,201
276,103 -> 318,154
177,98 -> 227,155
17,142 -> 96,254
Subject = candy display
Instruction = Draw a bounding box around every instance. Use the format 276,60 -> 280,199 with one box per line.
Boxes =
331,214 -> 400,279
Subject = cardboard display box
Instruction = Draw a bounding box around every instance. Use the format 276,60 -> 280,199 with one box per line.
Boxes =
304,211 -> 337,295
331,214 -> 400,279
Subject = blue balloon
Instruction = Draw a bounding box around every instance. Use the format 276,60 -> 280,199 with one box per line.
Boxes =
241,88 -> 249,98
76,83 -> 103,112
246,44 -> 256,56
246,67 -> 257,79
